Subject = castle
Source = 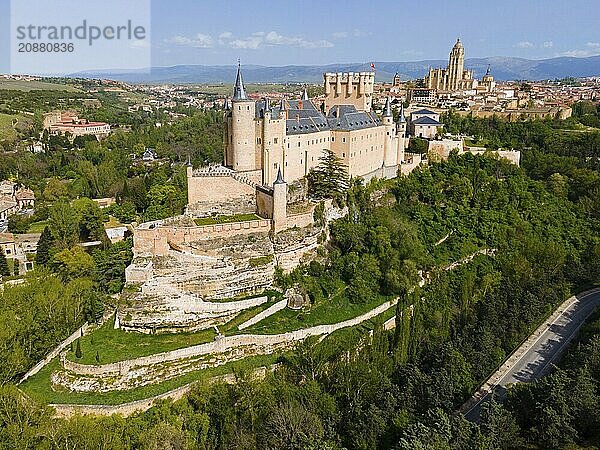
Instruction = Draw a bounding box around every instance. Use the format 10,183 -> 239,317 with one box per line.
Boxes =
185,64 -> 413,233
221,64 -> 408,188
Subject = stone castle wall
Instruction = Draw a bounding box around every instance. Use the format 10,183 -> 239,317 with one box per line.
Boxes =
133,219 -> 272,257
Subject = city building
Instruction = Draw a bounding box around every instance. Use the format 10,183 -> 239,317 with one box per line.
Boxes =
44,111 -> 110,138
409,109 -> 443,139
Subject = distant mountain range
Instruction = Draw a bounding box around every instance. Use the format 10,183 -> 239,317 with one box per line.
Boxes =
72,55 -> 600,84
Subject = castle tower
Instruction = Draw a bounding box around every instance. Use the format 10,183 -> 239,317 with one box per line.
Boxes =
228,62 -> 257,172
323,71 -> 375,113
382,97 -> 397,167
272,168 -> 287,233
396,104 -> 407,163
448,38 -> 465,91
396,104 -> 407,137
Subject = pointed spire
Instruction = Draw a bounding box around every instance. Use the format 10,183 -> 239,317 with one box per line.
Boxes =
301,87 -> 309,100
383,96 -> 392,118
274,167 -> 285,184
397,103 -> 406,123
232,60 -> 247,101
223,97 -> 230,110
486,64 -> 491,76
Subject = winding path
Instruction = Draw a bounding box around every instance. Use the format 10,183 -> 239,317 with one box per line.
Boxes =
462,287 -> 600,422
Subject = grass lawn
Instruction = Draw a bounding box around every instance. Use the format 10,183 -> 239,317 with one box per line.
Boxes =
194,213 -> 261,226
20,353 -> 280,406
0,113 -> 25,141
26,220 -> 48,233
104,215 -> 125,229
66,316 -> 217,365
239,291 -> 392,335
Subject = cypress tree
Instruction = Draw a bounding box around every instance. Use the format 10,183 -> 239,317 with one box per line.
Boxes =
0,249 -> 10,277
75,339 -> 82,358
95,351 -> 100,363
35,226 -> 53,266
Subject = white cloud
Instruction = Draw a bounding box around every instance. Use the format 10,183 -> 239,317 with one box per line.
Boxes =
557,49 -> 592,57
352,29 -> 370,37
164,33 -> 213,48
218,31 -> 233,45
229,31 -> 333,50
555,42 -> 600,58
332,31 -> 349,39
130,39 -> 150,49
542,41 -> 553,48
515,41 -> 534,49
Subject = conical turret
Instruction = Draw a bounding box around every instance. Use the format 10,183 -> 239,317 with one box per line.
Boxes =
383,96 -> 392,118
301,87 -> 309,100
397,104 -> 406,124
232,61 -> 247,101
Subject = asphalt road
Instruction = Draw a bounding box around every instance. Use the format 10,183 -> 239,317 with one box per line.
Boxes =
464,288 -> 600,422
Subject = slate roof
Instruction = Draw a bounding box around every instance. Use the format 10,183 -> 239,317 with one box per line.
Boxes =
285,99 -> 330,135
232,63 -> 248,101
253,96 -> 383,135
412,116 -> 442,126
412,108 -> 438,116
326,105 -> 381,131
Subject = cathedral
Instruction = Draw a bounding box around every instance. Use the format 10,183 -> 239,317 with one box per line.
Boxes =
425,38 -> 479,92
223,64 -> 409,186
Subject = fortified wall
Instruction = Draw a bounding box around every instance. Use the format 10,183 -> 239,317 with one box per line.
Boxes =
428,138 -> 521,166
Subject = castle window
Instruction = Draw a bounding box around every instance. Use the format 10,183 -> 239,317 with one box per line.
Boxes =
238,106 -> 241,111
247,106 -> 250,111
274,163 -> 278,169
342,137 -> 346,143
342,153 -> 345,157
274,138 -> 278,144
331,137 -> 334,142
257,138 -> 262,144
298,142 -> 301,147
300,159 -> 303,164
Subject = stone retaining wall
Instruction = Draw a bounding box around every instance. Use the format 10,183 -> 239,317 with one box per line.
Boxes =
238,299 -> 288,330
62,299 -> 397,377
50,366 -> 273,418
19,310 -> 113,384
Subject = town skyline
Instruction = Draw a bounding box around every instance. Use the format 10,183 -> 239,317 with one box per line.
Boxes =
1,0 -> 600,74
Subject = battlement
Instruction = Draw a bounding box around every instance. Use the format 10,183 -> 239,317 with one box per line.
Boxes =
323,71 -> 374,113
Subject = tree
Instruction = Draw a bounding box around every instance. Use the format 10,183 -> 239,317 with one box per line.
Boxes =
49,201 -> 80,250
0,250 -> 10,277
75,339 -> 82,359
35,226 -> 53,266
307,149 -> 349,200
51,246 -> 95,280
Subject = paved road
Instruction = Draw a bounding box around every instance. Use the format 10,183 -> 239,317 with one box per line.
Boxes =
464,288 -> 600,422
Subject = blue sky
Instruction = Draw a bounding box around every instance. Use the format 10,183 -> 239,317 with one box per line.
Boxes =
1,0 -> 599,73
